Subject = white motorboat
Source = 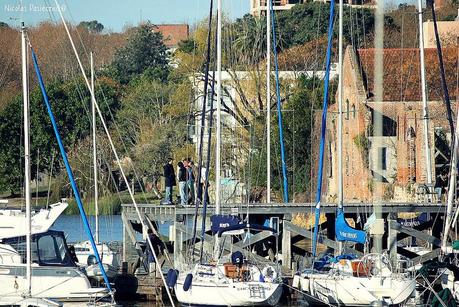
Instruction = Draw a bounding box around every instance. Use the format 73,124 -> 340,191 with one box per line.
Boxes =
73,240 -> 121,277
0,230 -> 110,301
0,201 -> 68,239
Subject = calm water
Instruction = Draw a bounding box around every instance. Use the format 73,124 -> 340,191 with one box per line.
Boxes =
52,215 -> 172,243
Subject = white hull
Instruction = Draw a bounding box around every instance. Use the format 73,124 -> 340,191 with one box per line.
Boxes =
0,202 -> 68,239
0,265 -> 109,301
74,241 -> 121,269
298,272 -> 415,306
175,264 -> 282,306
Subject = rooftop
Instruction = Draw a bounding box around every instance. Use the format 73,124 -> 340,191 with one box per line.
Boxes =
357,48 -> 458,102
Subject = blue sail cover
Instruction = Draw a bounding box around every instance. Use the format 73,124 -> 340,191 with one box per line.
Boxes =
210,215 -> 241,234
335,211 -> 366,244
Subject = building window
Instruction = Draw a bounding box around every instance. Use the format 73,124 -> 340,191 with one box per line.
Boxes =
378,147 -> 387,171
345,100 -> 350,120
352,104 -> 356,118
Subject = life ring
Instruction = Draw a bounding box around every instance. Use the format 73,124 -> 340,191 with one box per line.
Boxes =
261,266 -> 278,282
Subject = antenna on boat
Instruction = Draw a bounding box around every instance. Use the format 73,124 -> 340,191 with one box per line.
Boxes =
21,21 -> 32,298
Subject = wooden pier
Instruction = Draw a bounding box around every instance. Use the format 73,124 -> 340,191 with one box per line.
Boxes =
120,201 -> 451,299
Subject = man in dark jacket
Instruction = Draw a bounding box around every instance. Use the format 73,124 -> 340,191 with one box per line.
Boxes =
163,158 -> 176,203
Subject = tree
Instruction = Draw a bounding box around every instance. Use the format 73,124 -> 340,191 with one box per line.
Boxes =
78,20 -> 104,33
111,23 -> 169,84
0,21 -> 9,28
0,76 -> 121,194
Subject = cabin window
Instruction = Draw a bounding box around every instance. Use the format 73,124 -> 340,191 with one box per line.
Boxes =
38,234 -> 71,266
378,147 -> 387,171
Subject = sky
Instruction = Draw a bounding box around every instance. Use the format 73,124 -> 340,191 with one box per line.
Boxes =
0,0 -> 250,32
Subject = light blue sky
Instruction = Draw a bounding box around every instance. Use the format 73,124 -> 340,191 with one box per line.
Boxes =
1,0 -> 250,32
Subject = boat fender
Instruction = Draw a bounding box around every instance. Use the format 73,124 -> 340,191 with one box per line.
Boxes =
262,266 -> 277,282
183,273 -> 193,291
166,269 -> 179,288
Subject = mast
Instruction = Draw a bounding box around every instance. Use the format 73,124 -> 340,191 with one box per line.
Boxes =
266,0 -> 271,204
214,0 -> 222,258
417,0 -> 433,190
21,23 -> 32,297
90,52 -> 99,244
337,0 -> 344,254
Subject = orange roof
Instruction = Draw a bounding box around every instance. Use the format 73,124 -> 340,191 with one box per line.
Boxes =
153,24 -> 189,48
357,48 -> 458,102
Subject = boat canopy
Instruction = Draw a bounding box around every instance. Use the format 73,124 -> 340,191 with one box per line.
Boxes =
210,215 -> 241,234
335,211 -> 366,244
1,230 -> 76,267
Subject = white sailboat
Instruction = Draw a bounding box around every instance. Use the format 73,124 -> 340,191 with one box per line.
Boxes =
73,52 -> 120,281
0,24 -> 110,304
294,1 -> 416,305
174,1 -> 282,305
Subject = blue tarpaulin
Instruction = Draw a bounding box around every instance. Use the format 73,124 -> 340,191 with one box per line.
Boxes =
335,211 -> 366,244
210,215 -> 241,234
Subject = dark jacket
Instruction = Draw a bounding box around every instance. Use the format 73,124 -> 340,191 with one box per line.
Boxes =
178,165 -> 187,182
164,163 -> 176,187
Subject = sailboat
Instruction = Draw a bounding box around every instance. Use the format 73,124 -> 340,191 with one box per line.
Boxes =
73,52 -> 120,281
174,1 -> 283,305
0,24 -> 111,304
293,1 -> 416,305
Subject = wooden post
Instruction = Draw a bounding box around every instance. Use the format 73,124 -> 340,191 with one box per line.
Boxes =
282,220 -> 292,270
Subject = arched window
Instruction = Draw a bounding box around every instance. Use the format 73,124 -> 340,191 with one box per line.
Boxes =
352,104 -> 356,118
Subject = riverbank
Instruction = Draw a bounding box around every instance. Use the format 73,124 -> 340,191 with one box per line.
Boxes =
0,191 -> 162,215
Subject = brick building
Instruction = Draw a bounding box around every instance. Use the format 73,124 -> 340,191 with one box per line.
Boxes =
325,46 -> 458,202
153,24 -> 189,49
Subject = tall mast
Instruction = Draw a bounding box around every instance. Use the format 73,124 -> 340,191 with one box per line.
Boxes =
266,0 -> 271,203
417,0 -> 433,190
337,0 -> 344,255
90,52 -> 99,244
214,0 -> 222,258
21,23 -> 32,297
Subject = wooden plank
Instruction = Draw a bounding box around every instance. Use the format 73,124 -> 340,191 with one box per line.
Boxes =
283,221 -> 363,256
390,221 -> 441,246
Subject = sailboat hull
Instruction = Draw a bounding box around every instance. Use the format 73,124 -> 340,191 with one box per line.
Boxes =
176,280 -> 282,306
299,272 -> 416,306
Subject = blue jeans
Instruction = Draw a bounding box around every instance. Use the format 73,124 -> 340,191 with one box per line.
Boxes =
165,186 -> 173,203
179,181 -> 187,205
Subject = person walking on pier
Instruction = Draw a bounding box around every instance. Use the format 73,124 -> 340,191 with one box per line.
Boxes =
145,228 -> 164,273
163,158 -> 176,204
177,161 -> 187,205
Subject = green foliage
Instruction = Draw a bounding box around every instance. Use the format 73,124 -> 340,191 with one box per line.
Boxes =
0,76 -> 121,194
0,21 -> 9,28
111,23 -> 169,84
77,20 -> 104,33
353,132 -> 370,168
177,39 -> 196,54
65,194 -> 121,215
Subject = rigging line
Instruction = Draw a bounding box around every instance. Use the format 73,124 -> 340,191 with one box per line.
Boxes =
312,1 -> 335,258
190,0 -> 215,262
270,1 -> 288,203
53,3 -> 175,305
